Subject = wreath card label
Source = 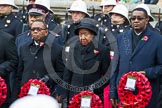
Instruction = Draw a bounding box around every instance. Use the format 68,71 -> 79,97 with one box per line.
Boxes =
125,76 -> 136,91
69,91 -> 103,108
81,96 -> 92,108
28,83 -> 40,96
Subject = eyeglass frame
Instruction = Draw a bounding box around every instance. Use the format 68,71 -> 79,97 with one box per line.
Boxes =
30,27 -> 47,32
130,16 -> 147,21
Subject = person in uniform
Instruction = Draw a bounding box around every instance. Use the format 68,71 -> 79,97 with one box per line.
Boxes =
0,0 -> 23,37
98,4 -> 130,48
110,7 -> 162,108
12,20 -> 64,102
108,4 -> 130,38
37,0 -> 59,32
21,0 -> 60,34
61,0 -> 89,44
96,4 -> 130,108
94,0 -> 116,28
16,0 -> 35,24
61,18 -> 111,104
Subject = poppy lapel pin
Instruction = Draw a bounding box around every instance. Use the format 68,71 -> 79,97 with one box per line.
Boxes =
141,36 -> 148,41
94,49 -> 99,55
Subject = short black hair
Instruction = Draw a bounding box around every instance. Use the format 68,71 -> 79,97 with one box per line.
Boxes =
132,8 -> 149,18
32,20 -> 48,29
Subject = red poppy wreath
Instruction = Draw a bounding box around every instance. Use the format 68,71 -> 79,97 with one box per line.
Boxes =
0,77 -> 7,106
69,90 -> 103,108
118,71 -> 152,108
19,79 -> 50,98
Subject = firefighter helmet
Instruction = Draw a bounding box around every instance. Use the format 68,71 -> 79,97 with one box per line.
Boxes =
109,4 -> 130,25
68,0 -> 90,17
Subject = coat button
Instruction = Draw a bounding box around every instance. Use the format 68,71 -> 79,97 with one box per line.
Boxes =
35,56 -> 38,59
129,61 -> 132,64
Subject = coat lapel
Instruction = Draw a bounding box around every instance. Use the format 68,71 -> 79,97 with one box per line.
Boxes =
122,30 -> 132,57
130,28 -> 150,59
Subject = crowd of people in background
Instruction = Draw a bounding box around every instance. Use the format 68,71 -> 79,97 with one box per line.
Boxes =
0,0 -> 161,108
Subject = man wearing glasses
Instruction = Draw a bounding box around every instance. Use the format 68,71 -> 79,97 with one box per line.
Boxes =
12,20 -> 64,102
16,1 -> 49,55
16,0 -> 63,55
110,7 -> 162,108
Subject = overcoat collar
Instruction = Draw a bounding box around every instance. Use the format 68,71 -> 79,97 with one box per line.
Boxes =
128,26 -> 151,59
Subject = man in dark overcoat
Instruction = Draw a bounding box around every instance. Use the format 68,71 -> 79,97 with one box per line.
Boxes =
12,20 -> 64,102
110,8 -> 162,108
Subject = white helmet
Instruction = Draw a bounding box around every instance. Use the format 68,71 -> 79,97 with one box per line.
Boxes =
35,0 -> 54,13
68,0 -> 90,17
109,4 -> 130,25
0,0 -> 18,9
135,4 -> 154,22
9,95 -> 59,108
100,0 -> 117,7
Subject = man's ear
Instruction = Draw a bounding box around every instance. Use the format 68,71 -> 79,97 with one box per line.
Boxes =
146,16 -> 150,22
45,29 -> 48,36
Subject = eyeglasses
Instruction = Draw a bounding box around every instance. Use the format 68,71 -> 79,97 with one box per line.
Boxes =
130,16 -> 146,21
31,28 -> 47,32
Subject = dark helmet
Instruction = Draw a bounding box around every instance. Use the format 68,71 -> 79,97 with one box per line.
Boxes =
27,2 -> 49,16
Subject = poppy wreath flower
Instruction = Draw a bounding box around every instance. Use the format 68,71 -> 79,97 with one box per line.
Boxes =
118,71 -> 152,108
18,79 -> 50,98
69,90 -> 103,108
0,77 -> 7,106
